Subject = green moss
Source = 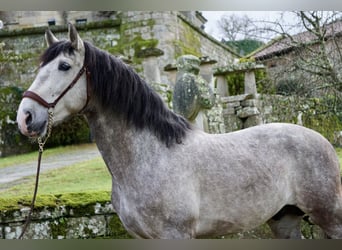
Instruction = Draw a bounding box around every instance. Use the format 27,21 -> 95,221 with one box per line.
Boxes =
50,217 -> 68,239
109,34 -> 159,63
108,215 -> 133,239
106,18 -> 158,62
173,19 -> 202,58
120,18 -> 155,32
0,194 -> 57,212
0,191 -> 111,212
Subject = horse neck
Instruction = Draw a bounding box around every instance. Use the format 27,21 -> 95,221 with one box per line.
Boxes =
85,108 -> 162,177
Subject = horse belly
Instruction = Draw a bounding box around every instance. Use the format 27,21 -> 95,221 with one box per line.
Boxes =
194,167 -> 291,237
195,199 -> 281,237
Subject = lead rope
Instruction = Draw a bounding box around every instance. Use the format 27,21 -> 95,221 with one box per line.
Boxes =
18,109 -> 54,239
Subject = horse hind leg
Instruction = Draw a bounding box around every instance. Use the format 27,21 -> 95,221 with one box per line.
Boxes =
308,200 -> 342,239
267,205 -> 304,239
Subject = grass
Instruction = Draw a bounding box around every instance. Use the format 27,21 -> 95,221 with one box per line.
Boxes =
0,157 -> 111,198
0,144 -> 111,198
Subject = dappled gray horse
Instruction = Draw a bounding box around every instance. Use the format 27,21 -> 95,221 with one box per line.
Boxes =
17,24 -> 342,239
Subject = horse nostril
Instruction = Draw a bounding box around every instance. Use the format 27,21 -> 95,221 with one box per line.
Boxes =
25,111 -> 33,126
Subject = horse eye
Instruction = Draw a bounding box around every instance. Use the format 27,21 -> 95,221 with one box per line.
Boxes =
58,62 -> 71,71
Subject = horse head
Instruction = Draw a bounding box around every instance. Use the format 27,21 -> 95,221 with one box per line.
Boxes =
16,23 -> 88,138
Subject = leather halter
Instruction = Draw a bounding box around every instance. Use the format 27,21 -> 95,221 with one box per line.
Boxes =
23,65 -> 91,112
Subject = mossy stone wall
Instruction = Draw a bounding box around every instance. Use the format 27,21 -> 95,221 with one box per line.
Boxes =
0,191 -> 132,239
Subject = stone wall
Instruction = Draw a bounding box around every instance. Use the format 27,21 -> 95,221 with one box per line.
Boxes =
0,192 -> 131,239
0,192 -> 323,239
119,11 -> 238,85
0,20 -> 122,88
220,94 -> 261,132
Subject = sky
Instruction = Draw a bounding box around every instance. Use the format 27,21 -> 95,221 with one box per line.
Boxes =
201,11 -> 298,42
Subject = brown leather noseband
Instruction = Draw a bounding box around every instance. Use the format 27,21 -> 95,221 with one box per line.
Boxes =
23,65 -> 91,112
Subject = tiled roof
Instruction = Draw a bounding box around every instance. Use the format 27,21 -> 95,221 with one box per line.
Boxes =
250,19 -> 342,60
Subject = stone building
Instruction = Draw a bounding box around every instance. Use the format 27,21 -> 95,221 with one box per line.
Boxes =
0,11 -> 239,88
249,19 -> 342,96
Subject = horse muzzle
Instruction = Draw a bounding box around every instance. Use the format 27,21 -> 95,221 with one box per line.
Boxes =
17,101 -> 49,138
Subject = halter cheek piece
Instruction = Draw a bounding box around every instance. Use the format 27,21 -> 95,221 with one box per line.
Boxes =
22,65 -> 91,112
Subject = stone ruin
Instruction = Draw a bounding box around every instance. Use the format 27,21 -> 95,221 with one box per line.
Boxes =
214,62 -> 265,132
168,55 -> 264,133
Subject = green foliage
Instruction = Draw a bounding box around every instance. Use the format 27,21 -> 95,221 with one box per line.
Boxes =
275,77 -> 308,96
224,68 -> 270,96
225,39 -> 264,56
226,72 -> 245,96
255,70 -> 273,94
301,97 -> 342,143
0,86 -> 36,156
46,115 -> 91,148
263,94 -> 342,143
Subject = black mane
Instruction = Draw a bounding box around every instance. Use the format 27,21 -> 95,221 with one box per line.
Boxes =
40,40 -> 191,146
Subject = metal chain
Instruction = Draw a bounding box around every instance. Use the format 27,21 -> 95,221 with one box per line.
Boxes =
18,109 -> 54,239
37,109 -> 54,153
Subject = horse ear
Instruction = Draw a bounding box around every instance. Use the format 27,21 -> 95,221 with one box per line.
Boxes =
68,23 -> 84,51
45,29 -> 59,47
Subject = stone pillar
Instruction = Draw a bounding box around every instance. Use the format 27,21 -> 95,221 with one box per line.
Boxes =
216,75 -> 229,97
199,56 -> 217,90
244,70 -> 257,95
164,63 -> 177,88
138,48 -> 164,84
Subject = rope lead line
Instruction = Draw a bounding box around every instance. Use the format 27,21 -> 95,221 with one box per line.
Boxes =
18,109 -> 54,239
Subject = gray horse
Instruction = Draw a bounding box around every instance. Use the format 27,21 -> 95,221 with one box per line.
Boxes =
16,24 -> 342,239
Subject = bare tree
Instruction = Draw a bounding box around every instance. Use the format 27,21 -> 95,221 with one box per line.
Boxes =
260,12 -> 342,112
217,14 -> 255,41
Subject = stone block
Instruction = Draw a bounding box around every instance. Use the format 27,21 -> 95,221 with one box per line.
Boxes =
226,101 -> 241,108
237,107 -> 260,119
263,105 -> 273,115
66,215 -> 107,239
224,114 -> 243,132
26,221 -> 52,239
243,115 -> 262,128
94,202 -> 115,215
4,222 -> 24,239
241,99 -> 259,107
222,107 -> 235,115
221,94 -> 253,104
